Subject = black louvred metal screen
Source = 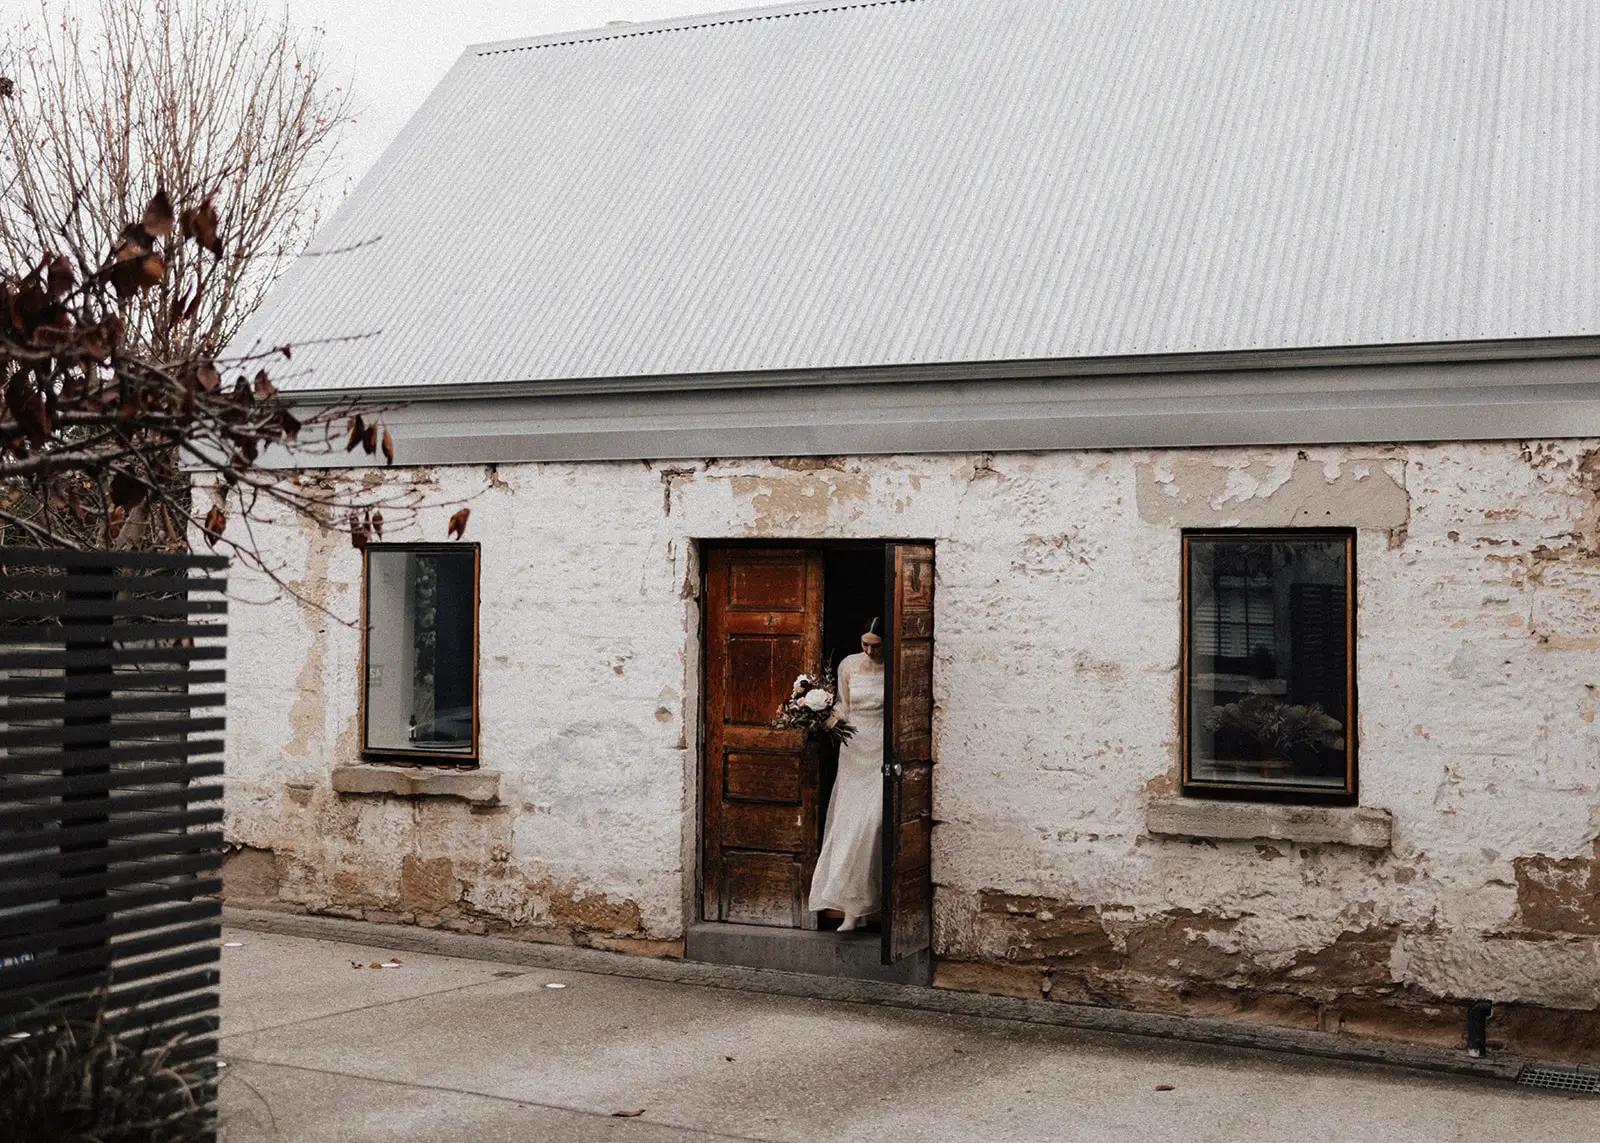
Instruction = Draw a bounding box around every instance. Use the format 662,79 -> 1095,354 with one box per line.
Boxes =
0,546 -> 227,1125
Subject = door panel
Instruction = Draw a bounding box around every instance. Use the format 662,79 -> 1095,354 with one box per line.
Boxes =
704,548 -> 824,929
722,801 -> 808,851
721,852 -> 805,927
724,752 -> 803,802
882,543 -> 936,964
729,561 -> 809,610
725,634 -> 806,724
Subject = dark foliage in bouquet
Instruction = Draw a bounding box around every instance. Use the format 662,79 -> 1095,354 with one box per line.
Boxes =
772,665 -> 855,744
0,993 -> 212,1142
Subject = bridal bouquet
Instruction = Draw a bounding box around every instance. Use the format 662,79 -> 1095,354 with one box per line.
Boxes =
772,666 -> 856,744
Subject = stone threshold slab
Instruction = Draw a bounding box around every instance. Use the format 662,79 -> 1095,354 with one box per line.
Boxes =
685,921 -> 931,986
222,907 -> 1527,1084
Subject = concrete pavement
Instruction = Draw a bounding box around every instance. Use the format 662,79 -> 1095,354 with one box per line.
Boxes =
216,928 -> 1593,1142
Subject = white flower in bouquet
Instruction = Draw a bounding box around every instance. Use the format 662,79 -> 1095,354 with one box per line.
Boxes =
801,688 -> 832,712
792,674 -> 814,697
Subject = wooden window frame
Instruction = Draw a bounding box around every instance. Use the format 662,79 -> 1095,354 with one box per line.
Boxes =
360,542 -> 481,765
1180,529 -> 1357,805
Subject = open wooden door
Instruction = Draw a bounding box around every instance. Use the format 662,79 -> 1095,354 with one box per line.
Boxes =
703,548 -> 824,928
882,543 -> 934,964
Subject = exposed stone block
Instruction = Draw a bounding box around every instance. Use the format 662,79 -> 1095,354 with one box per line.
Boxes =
331,764 -> 500,804
1146,798 -> 1393,849
222,845 -> 280,905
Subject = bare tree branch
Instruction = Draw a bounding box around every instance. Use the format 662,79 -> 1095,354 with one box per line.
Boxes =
0,0 -> 457,576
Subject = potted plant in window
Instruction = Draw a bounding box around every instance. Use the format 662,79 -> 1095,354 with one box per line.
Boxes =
1202,695 -> 1344,779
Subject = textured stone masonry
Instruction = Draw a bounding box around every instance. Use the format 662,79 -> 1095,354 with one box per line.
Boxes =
220,442 -> 1600,1063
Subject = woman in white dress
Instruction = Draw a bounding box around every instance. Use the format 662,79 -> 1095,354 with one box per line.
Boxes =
808,618 -> 885,932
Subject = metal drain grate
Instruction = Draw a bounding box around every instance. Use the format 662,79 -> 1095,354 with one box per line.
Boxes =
1517,1065 -> 1600,1094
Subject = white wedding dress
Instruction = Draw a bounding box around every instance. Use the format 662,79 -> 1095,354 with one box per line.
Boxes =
807,654 -> 884,920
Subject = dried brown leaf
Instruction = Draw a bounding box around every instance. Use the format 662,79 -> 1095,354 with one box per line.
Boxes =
362,423 -> 378,455
115,223 -> 153,254
447,507 -> 471,540
196,361 -> 221,392
381,428 -> 394,465
253,370 -> 276,400
143,190 -> 175,239
180,198 -> 222,257
371,509 -> 384,539
202,504 -> 226,548
46,255 -> 74,298
108,250 -> 165,299
29,308 -> 71,349
81,317 -> 122,360
345,414 -> 365,452
610,1111 -> 645,1119
168,287 -> 193,329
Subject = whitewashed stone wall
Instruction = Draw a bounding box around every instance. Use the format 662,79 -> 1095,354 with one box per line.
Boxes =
221,441 -> 1600,1058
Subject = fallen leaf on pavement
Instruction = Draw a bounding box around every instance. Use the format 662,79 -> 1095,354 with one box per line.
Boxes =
1155,1084 -> 1175,1092
369,962 -> 383,969
611,1110 -> 644,1118
724,1056 -> 734,1063
350,962 -> 363,970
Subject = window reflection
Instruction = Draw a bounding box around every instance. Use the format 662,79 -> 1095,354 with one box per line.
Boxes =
364,548 -> 476,755
1186,535 -> 1352,793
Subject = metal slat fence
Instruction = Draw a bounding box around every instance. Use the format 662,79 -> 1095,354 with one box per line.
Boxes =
0,546 -> 226,1134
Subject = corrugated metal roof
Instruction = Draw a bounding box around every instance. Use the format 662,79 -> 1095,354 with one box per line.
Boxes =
239,0 -> 1600,394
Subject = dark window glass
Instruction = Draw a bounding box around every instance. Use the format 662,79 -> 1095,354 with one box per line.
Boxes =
1184,533 -> 1354,797
363,546 -> 477,757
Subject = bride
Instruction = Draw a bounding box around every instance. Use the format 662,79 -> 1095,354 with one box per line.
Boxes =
808,618 -> 884,932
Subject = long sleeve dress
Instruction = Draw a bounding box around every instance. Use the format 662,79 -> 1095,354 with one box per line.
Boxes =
806,653 -> 885,917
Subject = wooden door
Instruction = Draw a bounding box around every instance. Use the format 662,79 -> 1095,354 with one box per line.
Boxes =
881,543 -> 935,964
703,548 -> 824,928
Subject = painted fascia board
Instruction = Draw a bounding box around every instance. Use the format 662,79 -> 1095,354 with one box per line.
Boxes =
265,341 -> 1600,469
280,336 -> 1600,405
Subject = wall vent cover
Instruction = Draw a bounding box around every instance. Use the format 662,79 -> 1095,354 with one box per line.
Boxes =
1517,1065 -> 1600,1095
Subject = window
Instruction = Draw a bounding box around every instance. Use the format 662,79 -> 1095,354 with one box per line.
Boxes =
362,544 -> 479,761
1182,531 -> 1355,801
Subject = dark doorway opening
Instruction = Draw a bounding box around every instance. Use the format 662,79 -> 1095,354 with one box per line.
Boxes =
817,545 -> 887,930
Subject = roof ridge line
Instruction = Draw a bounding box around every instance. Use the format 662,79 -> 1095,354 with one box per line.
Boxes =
473,0 -> 927,57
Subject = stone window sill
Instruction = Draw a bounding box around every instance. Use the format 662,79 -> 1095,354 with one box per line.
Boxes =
331,764 -> 499,805
1145,797 -> 1392,849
